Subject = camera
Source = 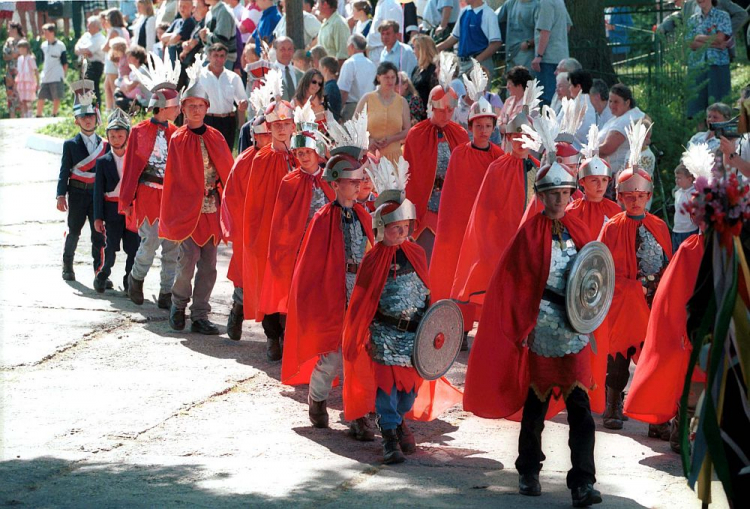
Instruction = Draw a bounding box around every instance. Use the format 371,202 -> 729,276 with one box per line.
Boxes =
709,118 -> 741,139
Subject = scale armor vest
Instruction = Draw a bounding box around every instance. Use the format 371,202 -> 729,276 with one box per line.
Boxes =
427,140 -> 452,213
530,231 -> 590,358
307,183 -> 329,223
342,207 -> 366,303
369,257 -> 430,367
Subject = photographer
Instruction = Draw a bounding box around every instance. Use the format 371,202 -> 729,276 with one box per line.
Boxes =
688,102 -> 732,153
719,86 -> 750,179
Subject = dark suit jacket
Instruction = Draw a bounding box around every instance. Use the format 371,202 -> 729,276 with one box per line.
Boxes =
57,133 -> 109,197
238,120 -> 254,154
93,152 -> 122,222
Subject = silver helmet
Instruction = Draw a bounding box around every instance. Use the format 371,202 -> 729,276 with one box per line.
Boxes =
578,124 -> 612,179
106,108 -> 131,133
180,54 -> 210,105
367,156 -> 417,242
617,118 -> 654,194
71,60 -> 98,118
463,59 -> 496,124
322,107 -> 370,182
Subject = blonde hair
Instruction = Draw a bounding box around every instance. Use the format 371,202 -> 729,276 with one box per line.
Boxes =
108,37 -> 128,62
398,71 -> 417,96
138,0 -> 155,17
412,35 -> 437,71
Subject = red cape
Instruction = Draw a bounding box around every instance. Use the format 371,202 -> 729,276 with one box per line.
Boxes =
119,119 -> 178,227
281,202 -> 374,386
598,212 -> 673,356
158,125 -> 233,242
451,153 -> 534,306
624,234 -> 705,424
566,197 -> 622,238
222,146 -> 258,286
430,142 -> 503,301
341,241 -> 463,421
463,213 -> 607,419
241,145 -> 296,321
259,169 -> 335,315
403,120 -> 469,226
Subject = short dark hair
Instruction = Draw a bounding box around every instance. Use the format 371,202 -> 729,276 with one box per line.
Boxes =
322,0 -> 338,10
303,0 -> 315,8
506,66 -> 533,89
590,79 -> 609,101
378,20 -> 400,34
674,164 -> 693,179
9,21 -> 25,38
319,56 -> 339,75
42,23 -> 56,34
374,61 -> 399,86
208,42 -> 228,55
568,69 -> 593,94
609,83 -> 636,109
126,45 -> 148,65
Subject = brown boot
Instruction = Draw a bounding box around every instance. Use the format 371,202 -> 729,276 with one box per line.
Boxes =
226,301 -> 244,341
669,419 -> 681,453
396,420 -> 417,454
349,416 -> 375,441
603,387 -> 623,430
381,429 -> 405,465
127,274 -> 144,305
648,422 -> 671,440
308,397 -> 329,428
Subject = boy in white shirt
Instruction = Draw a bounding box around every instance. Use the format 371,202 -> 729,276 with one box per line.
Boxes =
672,164 -> 698,251
36,23 -> 68,117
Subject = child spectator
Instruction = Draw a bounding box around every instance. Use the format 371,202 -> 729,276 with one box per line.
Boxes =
319,56 -> 342,121
310,45 -> 328,70
15,39 -> 38,118
293,49 -> 312,72
114,45 -> 149,111
672,164 -> 698,251
154,22 -> 170,59
36,23 -> 68,118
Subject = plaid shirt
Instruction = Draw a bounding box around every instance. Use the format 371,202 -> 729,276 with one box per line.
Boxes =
686,7 -> 732,67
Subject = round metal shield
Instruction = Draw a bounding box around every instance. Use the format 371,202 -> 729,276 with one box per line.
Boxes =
565,241 -> 615,334
412,299 -> 464,381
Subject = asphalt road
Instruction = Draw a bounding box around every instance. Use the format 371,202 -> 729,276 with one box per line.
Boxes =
0,119 -> 729,508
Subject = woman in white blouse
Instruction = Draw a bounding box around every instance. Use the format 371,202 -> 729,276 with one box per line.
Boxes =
597,83 -> 645,178
130,0 -> 156,52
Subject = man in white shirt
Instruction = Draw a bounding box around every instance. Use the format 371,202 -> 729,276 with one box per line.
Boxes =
421,0 -> 459,36
273,0 -> 322,48
273,36 -> 304,101
338,34 -> 377,121
590,78 -> 613,129
198,43 -> 248,150
75,17 -> 107,105
367,0 -> 403,65
379,20 -> 417,79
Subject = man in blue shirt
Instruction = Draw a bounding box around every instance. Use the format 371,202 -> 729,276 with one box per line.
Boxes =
252,0 -> 282,56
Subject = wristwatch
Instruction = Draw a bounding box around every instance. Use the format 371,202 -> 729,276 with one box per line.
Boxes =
536,53 -> 544,59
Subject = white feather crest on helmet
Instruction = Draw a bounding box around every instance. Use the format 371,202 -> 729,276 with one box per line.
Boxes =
181,53 -> 209,103
681,143 -> 715,181
438,51 -> 456,91
428,52 -> 459,116
248,81 -> 274,116
463,59 -> 495,122
558,93 -> 588,136
133,51 -> 181,92
578,124 -> 612,179
291,101 -> 324,154
326,105 -> 369,155
626,117 -> 652,170
616,118 -> 654,193
520,106 -> 560,162
522,78 -> 543,116
367,156 -> 417,240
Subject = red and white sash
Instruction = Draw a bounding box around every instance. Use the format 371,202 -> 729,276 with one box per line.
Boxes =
70,139 -> 108,184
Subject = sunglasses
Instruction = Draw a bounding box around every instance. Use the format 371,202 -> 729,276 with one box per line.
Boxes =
311,80 -> 323,86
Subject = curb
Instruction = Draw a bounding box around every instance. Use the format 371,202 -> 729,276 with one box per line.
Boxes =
26,133 -> 65,155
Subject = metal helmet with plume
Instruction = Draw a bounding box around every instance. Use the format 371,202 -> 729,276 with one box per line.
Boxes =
521,106 -> 577,192
367,156 -> 417,241
133,51 -> 182,109
180,53 -> 209,104
507,78 -> 543,133
71,58 -> 98,118
616,117 -> 654,193
578,124 -> 612,179
291,101 -> 324,155
322,107 -> 370,182
463,59 -> 495,123
263,68 -> 294,122
106,107 -> 131,133
428,52 -> 459,114
558,93 -> 588,138
681,143 -> 715,181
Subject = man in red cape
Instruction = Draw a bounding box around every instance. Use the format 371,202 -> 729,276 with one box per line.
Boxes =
222,114 -> 271,340
463,121 -> 605,507
403,61 -> 468,261
598,121 -> 672,431
430,67 -> 503,348
159,73 -> 233,335
624,233 -> 705,451
241,85 -> 296,359
259,105 -> 335,329
119,68 -> 181,309
282,111 -> 375,439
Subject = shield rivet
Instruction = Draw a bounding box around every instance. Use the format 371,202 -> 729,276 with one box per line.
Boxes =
433,333 -> 445,350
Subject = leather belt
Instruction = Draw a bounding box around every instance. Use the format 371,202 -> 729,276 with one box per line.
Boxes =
345,262 -> 360,274
69,179 -> 94,190
207,112 -> 236,118
139,174 -> 164,185
374,311 -> 420,333
541,288 -> 566,307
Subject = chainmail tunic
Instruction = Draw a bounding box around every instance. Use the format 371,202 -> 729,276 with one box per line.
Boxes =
341,205 -> 366,303
427,139 -> 452,213
143,128 -> 168,179
529,229 -> 590,358
636,223 -> 668,307
200,137 -> 218,214
369,254 -> 430,366
308,183 -> 329,223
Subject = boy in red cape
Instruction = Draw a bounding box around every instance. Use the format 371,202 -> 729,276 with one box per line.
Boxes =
403,53 -> 468,260
624,143 -> 714,450
566,125 -> 622,237
160,62 -> 233,335
241,69 -> 296,359
258,103 -> 335,328
598,119 -> 672,431
463,109 -> 604,507
342,155 -> 462,465
119,53 -> 181,309
222,114 -> 272,340
430,61 -> 503,349
282,110 -> 375,439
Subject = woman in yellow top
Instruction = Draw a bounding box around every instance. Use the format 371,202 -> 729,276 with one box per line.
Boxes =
355,61 -> 410,163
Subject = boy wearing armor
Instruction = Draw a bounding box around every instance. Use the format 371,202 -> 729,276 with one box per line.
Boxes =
463,107 -> 604,507
598,119 -> 672,432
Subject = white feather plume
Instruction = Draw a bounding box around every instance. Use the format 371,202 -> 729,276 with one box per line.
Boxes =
366,155 -> 411,194
248,83 -> 273,114
185,53 -> 205,86
132,51 -> 181,91
580,124 -> 600,159
77,89 -> 96,107
294,100 -> 316,124
559,94 -> 587,135
81,58 -> 88,80
264,68 -> 284,100
325,105 -> 369,151
520,124 -> 543,152
521,106 -> 560,156
462,59 -> 487,102
626,118 -> 652,168
522,78 -> 543,115
438,52 -> 456,90
681,143 -> 715,180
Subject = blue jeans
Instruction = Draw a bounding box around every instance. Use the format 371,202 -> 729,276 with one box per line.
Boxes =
533,63 -> 557,106
375,385 -> 416,430
672,229 -> 698,253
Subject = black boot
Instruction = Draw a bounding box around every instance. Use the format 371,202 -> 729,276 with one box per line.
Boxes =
190,318 -> 220,335
128,274 -> 145,305
396,420 -> 416,454
226,301 -> 244,341
349,416 -> 375,441
169,304 -> 186,331
460,332 -> 470,351
603,387 -> 623,430
93,274 -> 107,293
669,419 -> 681,453
266,336 -> 282,361
157,292 -> 171,309
62,261 -> 75,281
571,483 -> 602,507
123,274 -> 129,292
308,397 -> 329,428
648,422 -> 671,440
381,429 -> 405,465
105,279 -> 114,289
518,473 -> 542,496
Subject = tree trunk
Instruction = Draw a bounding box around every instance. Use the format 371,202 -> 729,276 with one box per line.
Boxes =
565,0 -> 617,85
285,0 -> 305,50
